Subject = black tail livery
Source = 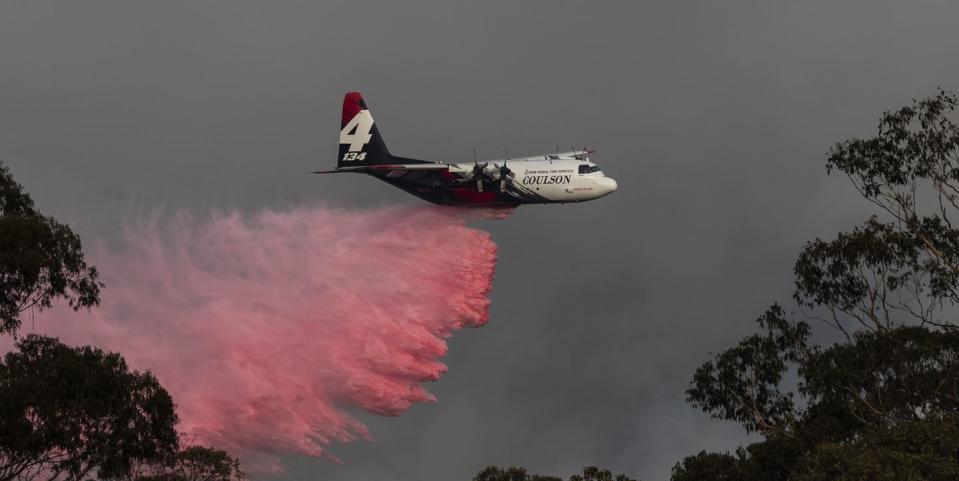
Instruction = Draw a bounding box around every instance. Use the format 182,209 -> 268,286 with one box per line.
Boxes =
337,92 -> 429,168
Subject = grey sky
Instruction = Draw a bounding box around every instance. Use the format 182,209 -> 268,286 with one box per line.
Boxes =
2,1 -> 958,480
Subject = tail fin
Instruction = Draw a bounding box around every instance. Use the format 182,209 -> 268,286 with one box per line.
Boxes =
338,92 -> 390,167
338,92 -> 430,168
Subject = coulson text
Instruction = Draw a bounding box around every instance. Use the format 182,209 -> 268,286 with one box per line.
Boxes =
521,175 -> 571,185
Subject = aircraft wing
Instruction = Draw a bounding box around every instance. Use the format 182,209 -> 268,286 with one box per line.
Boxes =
486,149 -> 596,163
313,163 -> 451,174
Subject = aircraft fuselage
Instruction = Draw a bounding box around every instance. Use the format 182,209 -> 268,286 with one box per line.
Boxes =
373,159 -> 618,207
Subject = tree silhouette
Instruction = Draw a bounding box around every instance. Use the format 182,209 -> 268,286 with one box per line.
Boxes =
676,90 -> 959,480
0,335 -> 179,481
474,465 -> 636,481
0,162 -> 101,335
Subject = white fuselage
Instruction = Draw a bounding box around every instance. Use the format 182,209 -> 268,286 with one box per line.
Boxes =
449,159 -> 618,203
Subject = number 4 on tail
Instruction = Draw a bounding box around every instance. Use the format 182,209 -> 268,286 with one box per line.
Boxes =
340,110 -> 374,157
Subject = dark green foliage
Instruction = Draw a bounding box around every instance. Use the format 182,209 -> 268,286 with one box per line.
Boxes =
675,90 -> 959,480
170,447 -> 243,481
802,327 -> 959,425
687,305 -> 810,436
826,89 -> 959,200
475,466 -> 561,481
670,451 -> 742,481
133,446 -> 245,481
0,162 -> 102,334
0,335 -> 179,481
671,445 -> 804,481
823,88 -> 959,328
793,416 -> 959,481
569,466 -> 636,481
794,218 -> 925,331
474,466 -> 635,481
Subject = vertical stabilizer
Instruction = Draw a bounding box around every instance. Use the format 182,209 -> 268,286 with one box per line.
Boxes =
337,92 -> 392,167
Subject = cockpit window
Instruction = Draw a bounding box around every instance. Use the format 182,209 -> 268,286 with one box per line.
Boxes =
578,165 -> 602,174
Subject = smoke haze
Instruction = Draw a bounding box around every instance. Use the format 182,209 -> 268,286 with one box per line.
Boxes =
5,2 -> 959,479
24,205 -> 497,470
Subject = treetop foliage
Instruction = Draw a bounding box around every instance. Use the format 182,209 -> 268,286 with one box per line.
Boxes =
0,335 -> 179,481
687,304 -> 810,436
677,90 -> 959,480
474,465 -> 637,481
0,162 -> 102,335
816,89 -> 959,332
132,446 -> 245,481
827,89 -> 959,200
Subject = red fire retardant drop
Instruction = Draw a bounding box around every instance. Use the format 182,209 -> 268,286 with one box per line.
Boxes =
18,206 -> 498,470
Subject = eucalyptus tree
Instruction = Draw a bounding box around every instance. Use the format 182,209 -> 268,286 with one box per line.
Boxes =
0,162 -> 101,335
675,90 -> 959,481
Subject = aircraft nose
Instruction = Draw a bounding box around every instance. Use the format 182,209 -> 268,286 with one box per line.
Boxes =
599,177 -> 618,196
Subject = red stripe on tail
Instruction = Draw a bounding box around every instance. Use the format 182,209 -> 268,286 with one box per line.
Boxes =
342,92 -> 367,127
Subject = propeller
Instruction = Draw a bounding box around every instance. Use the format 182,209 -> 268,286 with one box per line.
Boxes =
469,147 -> 484,191
470,148 -> 515,192
472,162 -> 489,192
499,159 -> 513,191
472,149 -> 490,192
571,145 -> 590,160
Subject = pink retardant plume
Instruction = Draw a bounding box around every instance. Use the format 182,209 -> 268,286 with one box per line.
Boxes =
25,205 -> 499,470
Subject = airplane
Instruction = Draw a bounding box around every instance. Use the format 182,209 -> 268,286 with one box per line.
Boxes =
314,92 -> 617,207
